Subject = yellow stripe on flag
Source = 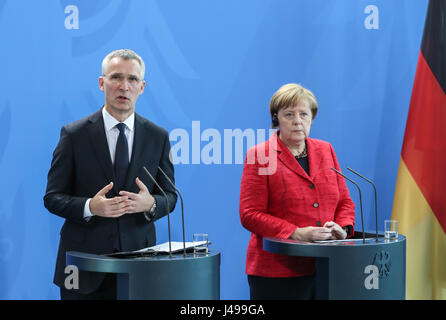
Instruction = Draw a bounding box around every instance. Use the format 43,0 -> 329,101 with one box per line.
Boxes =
392,159 -> 446,299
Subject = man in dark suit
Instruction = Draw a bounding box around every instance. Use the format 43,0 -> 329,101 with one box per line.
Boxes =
44,49 -> 177,300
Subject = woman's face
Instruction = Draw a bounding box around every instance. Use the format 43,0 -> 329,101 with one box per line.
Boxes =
277,100 -> 312,146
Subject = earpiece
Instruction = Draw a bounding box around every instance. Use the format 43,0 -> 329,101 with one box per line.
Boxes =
272,113 -> 279,127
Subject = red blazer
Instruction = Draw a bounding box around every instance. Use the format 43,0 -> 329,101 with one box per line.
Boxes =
239,132 -> 355,278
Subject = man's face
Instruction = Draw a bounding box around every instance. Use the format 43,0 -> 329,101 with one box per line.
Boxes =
99,57 -> 145,119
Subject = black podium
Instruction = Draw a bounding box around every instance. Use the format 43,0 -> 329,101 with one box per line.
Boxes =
264,232 -> 405,300
66,250 -> 220,300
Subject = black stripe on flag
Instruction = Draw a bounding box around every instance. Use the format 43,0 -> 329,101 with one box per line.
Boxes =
421,0 -> 446,95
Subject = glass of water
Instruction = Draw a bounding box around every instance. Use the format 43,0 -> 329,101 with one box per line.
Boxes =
384,220 -> 398,240
193,233 -> 208,256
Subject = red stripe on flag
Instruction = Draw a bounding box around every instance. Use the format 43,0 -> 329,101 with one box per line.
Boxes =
402,51 -> 446,233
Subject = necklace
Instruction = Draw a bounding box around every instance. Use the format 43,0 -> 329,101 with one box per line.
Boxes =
295,145 -> 307,159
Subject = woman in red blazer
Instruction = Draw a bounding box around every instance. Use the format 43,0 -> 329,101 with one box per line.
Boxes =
239,83 -> 355,300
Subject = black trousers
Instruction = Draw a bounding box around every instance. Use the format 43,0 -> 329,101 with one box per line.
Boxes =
248,274 -> 315,300
60,274 -> 117,300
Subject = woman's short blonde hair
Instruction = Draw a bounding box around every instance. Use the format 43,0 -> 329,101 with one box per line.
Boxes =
269,83 -> 318,128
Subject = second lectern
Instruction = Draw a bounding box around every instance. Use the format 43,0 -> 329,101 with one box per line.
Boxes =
264,232 -> 405,300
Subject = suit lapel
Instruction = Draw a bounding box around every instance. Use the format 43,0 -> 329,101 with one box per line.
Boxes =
274,132 -> 310,181
306,137 -> 323,178
87,108 -> 116,192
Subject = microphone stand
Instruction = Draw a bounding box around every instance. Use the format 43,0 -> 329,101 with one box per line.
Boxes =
157,166 -> 186,256
331,168 -> 366,244
347,167 -> 379,242
143,166 -> 172,258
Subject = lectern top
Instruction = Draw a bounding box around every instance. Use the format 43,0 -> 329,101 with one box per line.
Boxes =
264,235 -> 405,258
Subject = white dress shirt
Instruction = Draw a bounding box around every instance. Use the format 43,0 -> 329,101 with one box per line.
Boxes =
83,107 -> 135,219
102,107 -> 135,165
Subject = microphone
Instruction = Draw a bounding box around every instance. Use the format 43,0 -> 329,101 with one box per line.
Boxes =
331,167 -> 366,244
347,167 -> 379,242
143,166 -> 172,258
157,166 -> 186,256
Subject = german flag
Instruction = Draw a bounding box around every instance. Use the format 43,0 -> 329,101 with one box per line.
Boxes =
392,0 -> 446,299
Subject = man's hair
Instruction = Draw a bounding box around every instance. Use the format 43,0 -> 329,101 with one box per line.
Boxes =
101,49 -> 146,79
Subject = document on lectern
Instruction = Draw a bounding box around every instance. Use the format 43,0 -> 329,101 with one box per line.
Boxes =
105,241 -> 208,258
139,241 -> 206,253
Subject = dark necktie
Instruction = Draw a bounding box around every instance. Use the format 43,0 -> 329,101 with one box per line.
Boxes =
114,123 -> 129,191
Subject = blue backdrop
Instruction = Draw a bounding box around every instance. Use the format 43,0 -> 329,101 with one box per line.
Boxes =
0,0 -> 428,299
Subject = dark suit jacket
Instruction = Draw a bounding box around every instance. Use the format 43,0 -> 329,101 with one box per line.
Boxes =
44,108 -> 177,294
